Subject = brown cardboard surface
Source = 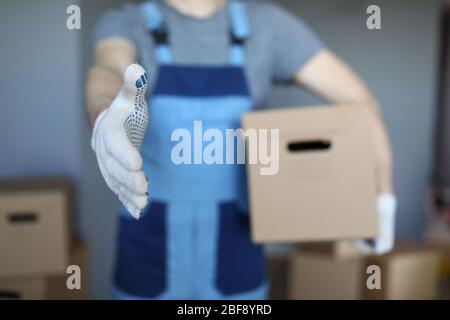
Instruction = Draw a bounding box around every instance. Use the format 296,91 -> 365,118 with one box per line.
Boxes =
242,105 -> 378,243
0,178 -> 74,241
0,183 -> 70,277
288,243 -> 443,300
46,245 -> 88,300
0,245 -> 88,300
425,242 -> 450,278
364,244 -> 442,300
300,240 -> 361,261
0,277 -> 47,300
0,178 -> 73,193
288,251 -> 364,300
267,254 -> 289,300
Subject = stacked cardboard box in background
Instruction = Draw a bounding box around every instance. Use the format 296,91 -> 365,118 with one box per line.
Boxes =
363,244 -> 442,299
284,242 -> 443,300
0,179 -> 88,300
424,189 -> 450,298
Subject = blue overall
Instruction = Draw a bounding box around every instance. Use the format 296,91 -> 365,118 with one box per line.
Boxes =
113,0 -> 267,300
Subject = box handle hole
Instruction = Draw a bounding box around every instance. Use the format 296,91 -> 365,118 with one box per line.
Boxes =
7,212 -> 39,224
287,140 -> 331,153
0,290 -> 20,299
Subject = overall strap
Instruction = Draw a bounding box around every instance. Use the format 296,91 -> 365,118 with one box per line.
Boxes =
228,0 -> 251,66
140,0 -> 251,65
141,1 -> 172,64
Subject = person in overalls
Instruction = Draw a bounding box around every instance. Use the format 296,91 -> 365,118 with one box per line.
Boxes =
87,0 -> 396,299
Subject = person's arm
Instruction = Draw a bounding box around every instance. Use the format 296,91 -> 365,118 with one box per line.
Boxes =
86,37 -> 150,219
86,37 -> 137,126
294,48 -> 394,194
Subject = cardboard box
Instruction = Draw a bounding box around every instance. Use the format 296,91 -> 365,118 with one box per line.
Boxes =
300,240 -> 361,261
46,245 -> 88,300
364,244 -> 442,300
288,251 -> 364,300
267,254 -> 289,300
0,277 -> 47,300
0,179 -> 71,277
242,105 -> 378,243
427,243 -> 450,279
428,243 -> 450,299
289,243 -> 442,300
0,245 -> 88,300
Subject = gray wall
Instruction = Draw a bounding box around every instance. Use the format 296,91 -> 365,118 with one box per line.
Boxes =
0,0 -> 441,299
0,0 -> 82,178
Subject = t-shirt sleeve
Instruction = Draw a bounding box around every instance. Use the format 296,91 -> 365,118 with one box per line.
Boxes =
265,3 -> 323,82
92,4 -> 138,46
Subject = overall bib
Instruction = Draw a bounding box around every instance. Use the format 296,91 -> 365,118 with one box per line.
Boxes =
113,0 -> 267,299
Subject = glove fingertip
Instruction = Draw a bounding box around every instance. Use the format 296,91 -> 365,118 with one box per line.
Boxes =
128,153 -> 143,171
136,173 -> 148,194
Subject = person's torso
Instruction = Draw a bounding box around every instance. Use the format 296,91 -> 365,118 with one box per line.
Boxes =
120,1 -> 276,107
138,0 -> 253,203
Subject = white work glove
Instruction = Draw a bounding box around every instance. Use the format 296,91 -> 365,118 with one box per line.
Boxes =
354,193 -> 397,255
92,64 -> 149,219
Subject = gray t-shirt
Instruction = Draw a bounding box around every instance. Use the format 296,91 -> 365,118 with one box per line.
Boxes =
93,0 -> 323,107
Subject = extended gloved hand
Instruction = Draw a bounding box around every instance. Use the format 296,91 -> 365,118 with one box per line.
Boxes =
92,64 -> 149,219
354,193 -> 397,255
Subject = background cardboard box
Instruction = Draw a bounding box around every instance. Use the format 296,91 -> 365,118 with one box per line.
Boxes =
288,243 -> 443,300
0,277 -> 47,300
0,179 -> 72,278
267,254 -> 289,300
0,244 -> 88,300
428,243 -> 450,299
242,105 -> 378,243
288,251 -> 364,300
300,240 -> 361,261
364,244 -> 442,300
0,179 -> 72,277
46,244 -> 88,300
